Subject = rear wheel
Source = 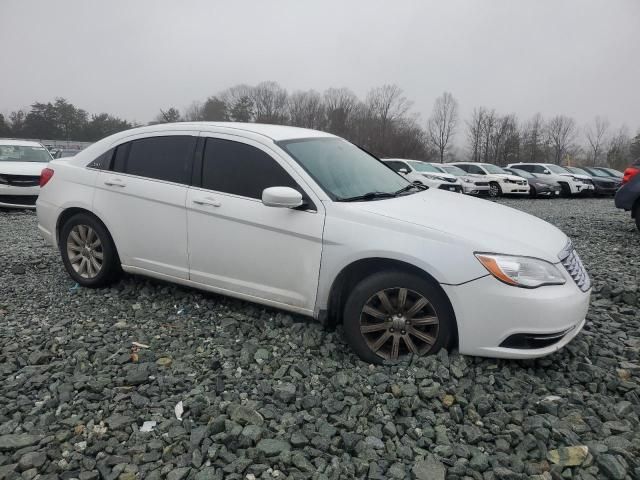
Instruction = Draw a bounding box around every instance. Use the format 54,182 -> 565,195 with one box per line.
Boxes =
489,182 -> 502,198
529,186 -> 538,198
343,271 -> 454,364
60,213 -> 121,287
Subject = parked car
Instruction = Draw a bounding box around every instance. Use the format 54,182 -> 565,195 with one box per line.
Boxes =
507,163 -> 592,197
502,167 -> 561,198
55,149 -> 83,159
383,159 -> 463,192
565,166 -> 620,196
37,123 -> 591,363
451,162 -> 530,197
430,163 -> 490,195
614,160 -> 640,231
0,139 -> 53,209
593,167 -> 623,179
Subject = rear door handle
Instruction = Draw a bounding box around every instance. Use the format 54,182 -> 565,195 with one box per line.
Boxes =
193,197 -> 221,207
104,179 -> 126,187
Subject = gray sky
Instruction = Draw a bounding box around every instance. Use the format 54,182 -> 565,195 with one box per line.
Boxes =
2,0 -> 639,137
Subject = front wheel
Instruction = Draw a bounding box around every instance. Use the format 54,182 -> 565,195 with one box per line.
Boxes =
343,271 -> 454,364
489,182 -> 502,198
60,213 -> 121,287
529,186 -> 537,198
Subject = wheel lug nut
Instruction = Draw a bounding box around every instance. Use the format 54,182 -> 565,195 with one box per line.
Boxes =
389,328 -> 394,333
401,330 -> 406,335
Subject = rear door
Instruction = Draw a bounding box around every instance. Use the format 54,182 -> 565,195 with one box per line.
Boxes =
92,132 -> 197,279
186,134 -> 325,313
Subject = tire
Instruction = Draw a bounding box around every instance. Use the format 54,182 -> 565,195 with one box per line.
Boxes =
529,186 -> 537,198
558,182 -> 572,198
60,213 -> 121,288
489,182 -> 502,198
343,271 -> 455,364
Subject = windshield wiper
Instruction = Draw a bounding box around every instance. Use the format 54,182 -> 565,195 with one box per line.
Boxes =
393,183 -> 426,196
336,191 -> 397,202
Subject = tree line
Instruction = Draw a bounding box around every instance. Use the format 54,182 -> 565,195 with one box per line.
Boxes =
1,81 -> 638,169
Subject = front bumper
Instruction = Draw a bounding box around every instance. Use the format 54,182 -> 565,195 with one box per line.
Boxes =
442,274 -> 590,359
534,184 -> 561,196
0,184 -> 40,209
462,183 -> 490,195
36,198 -> 60,248
437,183 -> 463,193
500,182 -> 530,195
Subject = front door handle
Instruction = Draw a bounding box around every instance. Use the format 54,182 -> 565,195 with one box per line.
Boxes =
193,197 -> 221,207
104,179 -> 126,187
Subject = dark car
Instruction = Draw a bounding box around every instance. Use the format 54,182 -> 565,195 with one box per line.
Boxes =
503,167 -> 561,198
614,161 -> 640,231
565,166 -> 619,196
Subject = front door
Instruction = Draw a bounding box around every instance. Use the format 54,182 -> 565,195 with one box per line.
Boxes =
186,135 -> 324,313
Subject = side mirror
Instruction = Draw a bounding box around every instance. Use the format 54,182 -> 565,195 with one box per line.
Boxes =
398,168 -> 409,174
543,169 -> 551,174
262,186 -> 303,208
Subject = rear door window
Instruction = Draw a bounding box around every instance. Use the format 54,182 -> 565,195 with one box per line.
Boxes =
113,136 -> 196,184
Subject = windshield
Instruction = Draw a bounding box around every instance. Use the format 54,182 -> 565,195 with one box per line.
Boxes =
0,144 -> 52,163
441,165 -> 468,176
582,167 -> 609,177
407,161 -> 440,173
546,165 -> 569,174
510,168 -> 534,179
482,164 -> 508,174
279,138 -> 410,200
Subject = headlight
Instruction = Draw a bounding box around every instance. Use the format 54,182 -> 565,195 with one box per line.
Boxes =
475,253 -> 566,288
463,177 -> 474,183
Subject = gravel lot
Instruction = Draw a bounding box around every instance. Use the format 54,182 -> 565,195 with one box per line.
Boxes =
0,198 -> 638,480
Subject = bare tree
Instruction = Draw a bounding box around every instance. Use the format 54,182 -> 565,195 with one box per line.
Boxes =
365,84 -> 412,149
427,92 -> 458,163
323,87 -> 358,137
467,107 -> 487,162
521,113 -> 545,163
607,125 -> 631,170
584,116 -> 609,166
183,101 -> 203,121
287,90 -> 325,129
546,115 -> 577,164
219,84 -> 255,122
252,81 -> 288,124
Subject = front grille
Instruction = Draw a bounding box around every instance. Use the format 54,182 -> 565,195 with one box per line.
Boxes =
0,195 -> 38,206
559,242 -> 591,292
517,180 -> 527,185
0,174 -> 40,187
500,326 -> 575,349
475,181 -> 489,186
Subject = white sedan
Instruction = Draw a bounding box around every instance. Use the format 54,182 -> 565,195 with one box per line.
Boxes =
430,163 -> 490,195
0,139 -> 53,209
451,162 -> 530,197
37,123 -> 590,362
383,159 -> 463,193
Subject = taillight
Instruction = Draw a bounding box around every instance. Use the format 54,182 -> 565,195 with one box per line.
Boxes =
622,166 -> 639,185
40,168 -> 54,187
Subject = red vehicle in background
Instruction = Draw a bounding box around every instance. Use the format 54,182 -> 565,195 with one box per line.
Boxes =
615,160 -> 640,231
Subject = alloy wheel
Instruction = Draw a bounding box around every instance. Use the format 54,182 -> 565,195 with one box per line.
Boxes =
67,225 -> 103,279
359,287 -> 439,360
489,183 -> 500,197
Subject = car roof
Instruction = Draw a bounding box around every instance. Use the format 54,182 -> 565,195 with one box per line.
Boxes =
118,122 -> 336,142
0,139 -> 45,147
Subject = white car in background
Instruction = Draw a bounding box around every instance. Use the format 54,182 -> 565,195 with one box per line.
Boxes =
451,162 -> 530,197
0,139 -> 53,209
37,122 -> 590,363
383,158 -> 463,193
430,163 -> 490,195
507,163 -> 592,197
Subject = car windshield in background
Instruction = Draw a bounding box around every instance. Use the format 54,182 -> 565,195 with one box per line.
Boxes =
546,165 -> 570,174
483,164 -> 508,174
279,138 -> 410,201
407,161 -> 440,173
0,145 -> 52,162
582,167 -> 609,177
441,165 -> 468,176
510,168 -> 534,179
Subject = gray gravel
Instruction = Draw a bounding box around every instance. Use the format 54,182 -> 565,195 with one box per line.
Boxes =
0,198 -> 638,480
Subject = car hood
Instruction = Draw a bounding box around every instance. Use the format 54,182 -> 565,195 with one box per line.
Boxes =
419,172 -> 460,183
0,161 -> 49,176
491,173 -> 528,182
346,189 -> 567,263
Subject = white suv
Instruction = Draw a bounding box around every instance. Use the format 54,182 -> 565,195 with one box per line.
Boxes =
383,159 -> 463,193
430,163 -> 490,195
507,163 -> 593,196
37,123 -> 590,363
451,162 -> 530,197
